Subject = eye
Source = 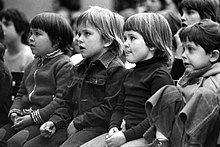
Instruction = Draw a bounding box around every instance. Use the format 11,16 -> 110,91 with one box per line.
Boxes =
186,10 -> 195,15
130,36 -> 136,41
84,31 -> 91,36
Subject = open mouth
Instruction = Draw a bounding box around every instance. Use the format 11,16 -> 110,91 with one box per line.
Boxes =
181,22 -> 187,28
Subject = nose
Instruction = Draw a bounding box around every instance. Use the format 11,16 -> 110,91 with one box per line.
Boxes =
124,40 -> 129,48
181,50 -> 186,60
77,35 -> 84,44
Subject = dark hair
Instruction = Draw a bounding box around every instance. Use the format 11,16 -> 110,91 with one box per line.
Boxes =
179,0 -> 218,22
30,12 -> 74,55
0,8 -> 30,45
124,12 -> 173,63
180,19 -> 220,62
158,10 -> 181,51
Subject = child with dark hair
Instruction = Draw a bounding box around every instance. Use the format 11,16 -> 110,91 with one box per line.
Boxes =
171,0 -> 219,81
146,19 -> 220,147
23,6 -> 126,147
0,12 -> 73,147
0,8 -> 34,72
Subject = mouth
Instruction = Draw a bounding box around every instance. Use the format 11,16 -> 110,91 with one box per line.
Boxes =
181,22 -> 187,28
79,46 -> 86,50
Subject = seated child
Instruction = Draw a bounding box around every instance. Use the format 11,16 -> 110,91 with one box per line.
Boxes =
145,19 -> 220,147
0,12 -> 73,147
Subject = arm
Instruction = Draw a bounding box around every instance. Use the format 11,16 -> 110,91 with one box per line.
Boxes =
31,60 -> 73,124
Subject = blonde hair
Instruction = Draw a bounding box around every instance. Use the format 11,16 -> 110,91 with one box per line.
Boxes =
76,6 -> 125,56
124,12 -> 173,64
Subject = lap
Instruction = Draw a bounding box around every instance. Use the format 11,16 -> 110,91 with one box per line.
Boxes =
121,138 -> 148,147
81,133 -> 107,147
61,127 -> 107,147
24,128 -> 67,147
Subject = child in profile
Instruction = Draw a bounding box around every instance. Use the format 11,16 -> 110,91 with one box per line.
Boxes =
0,12 -> 73,147
146,19 -> 220,147
23,6 -> 126,147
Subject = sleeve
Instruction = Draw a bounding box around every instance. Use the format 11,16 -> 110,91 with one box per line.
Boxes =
32,60 -> 73,124
49,86 -> 74,129
123,69 -> 174,141
109,71 -> 130,130
73,66 -> 127,130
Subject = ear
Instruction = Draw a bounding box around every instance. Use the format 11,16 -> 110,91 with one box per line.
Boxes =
210,50 -> 220,62
104,39 -> 113,48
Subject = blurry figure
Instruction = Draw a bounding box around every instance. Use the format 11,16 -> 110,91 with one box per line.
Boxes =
0,8 -> 34,72
145,0 -> 167,12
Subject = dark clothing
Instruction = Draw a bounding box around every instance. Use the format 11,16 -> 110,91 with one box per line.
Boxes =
50,51 -> 126,130
109,58 -> 174,142
9,52 -> 73,124
171,58 -> 185,81
0,59 -> 12,127
146,62 -> 220,147
27,51 -> 126,147
0,51 -> 73,147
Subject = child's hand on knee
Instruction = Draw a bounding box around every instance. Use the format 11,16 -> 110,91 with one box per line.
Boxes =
40,121 -> 56,138
107,127 -> 119,139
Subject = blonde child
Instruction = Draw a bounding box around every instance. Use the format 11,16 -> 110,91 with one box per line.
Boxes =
81,12 -> 174,147
0,12 -> 73,147
23,6 -> 126,147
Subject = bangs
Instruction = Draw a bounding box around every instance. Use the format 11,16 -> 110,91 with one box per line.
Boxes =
123,14 -> 142,32
179,0 -> 201,15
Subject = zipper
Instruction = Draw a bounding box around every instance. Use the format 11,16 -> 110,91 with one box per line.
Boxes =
28,69 -> 38,101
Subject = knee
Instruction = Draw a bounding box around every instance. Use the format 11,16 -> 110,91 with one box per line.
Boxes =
7,130 -> 29,147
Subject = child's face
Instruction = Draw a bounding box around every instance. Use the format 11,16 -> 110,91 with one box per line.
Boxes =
181,8 -> 201,27
124,30 -> 154,63
145,0 -> 162,12
29,28 -> 55,57
182,40 -> 212,71
1,18 -> 19,45
77,23 -> 107,61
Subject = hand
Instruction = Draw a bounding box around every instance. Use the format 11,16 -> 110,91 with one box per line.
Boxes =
40,121 -> 56,138
10,113 -> 18,124
106,127 -> 119,139
12,115 -> 33,130
67,120 -> 78,138
105,131 -> 126,147
174,28 -> 183,59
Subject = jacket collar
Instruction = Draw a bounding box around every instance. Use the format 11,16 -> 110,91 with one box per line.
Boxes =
80,51 -> 116,69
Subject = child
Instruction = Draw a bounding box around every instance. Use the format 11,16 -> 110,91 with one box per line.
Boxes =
0,12 -> 73,147
171,0 -> 219,81
81,12 -> 174,147
145,19 -> 220,147
23,6 -> 126,147
0,8 -> 34,72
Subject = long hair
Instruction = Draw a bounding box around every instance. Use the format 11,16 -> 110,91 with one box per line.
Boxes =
30,12 -> 74,55
76,6 -> 125,56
